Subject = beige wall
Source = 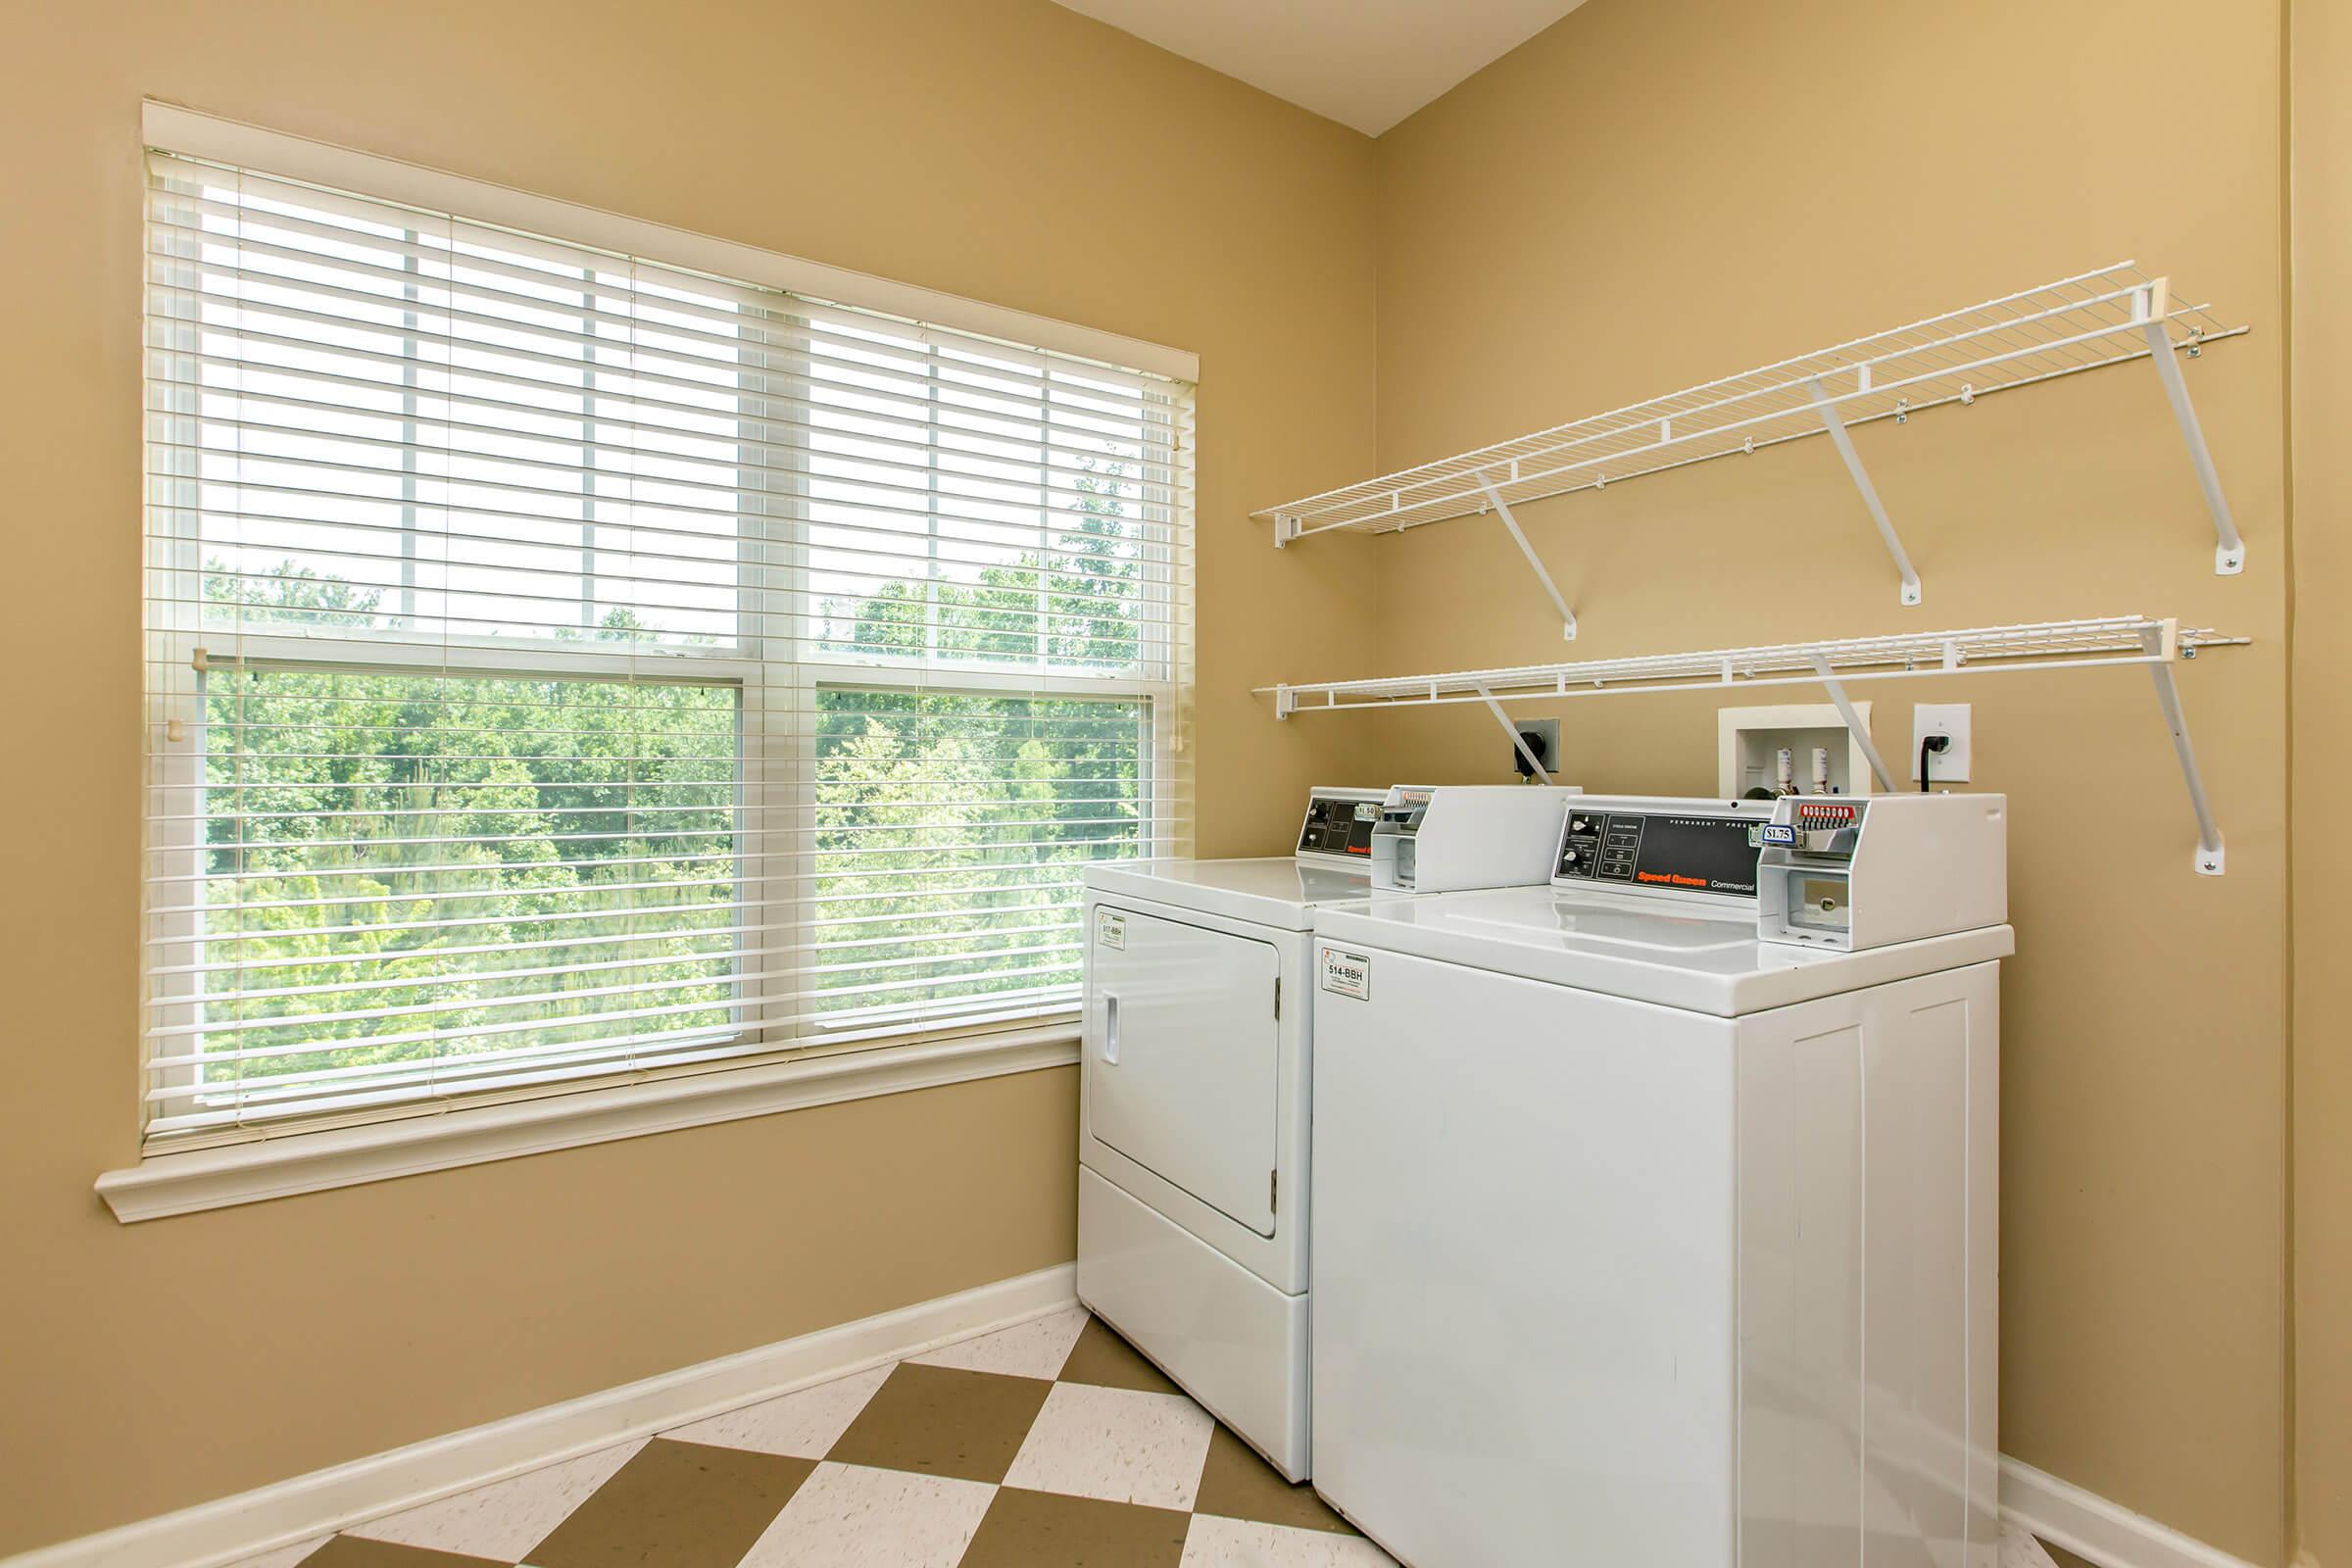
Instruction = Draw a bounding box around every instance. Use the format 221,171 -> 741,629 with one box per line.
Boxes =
10,1 -> 2340,1560
0,1 -> 1381,1552
1364,1 -> 2292,1561
2292,1 -> 2349,1562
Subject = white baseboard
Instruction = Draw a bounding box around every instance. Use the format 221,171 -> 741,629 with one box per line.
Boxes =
2001,1454 -> 2268,1568
5,1263 -> 1077,1568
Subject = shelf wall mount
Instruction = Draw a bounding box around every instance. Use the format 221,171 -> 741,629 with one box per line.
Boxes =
2134,277 -> 2246,575
1805,375 -> 1922,606
1257,264 -> 2251,620
1477,476 -> 1578,639
1264,616 -> 2243,876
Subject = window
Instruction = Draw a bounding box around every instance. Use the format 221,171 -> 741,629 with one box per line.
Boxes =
142,149 -> 1193,1142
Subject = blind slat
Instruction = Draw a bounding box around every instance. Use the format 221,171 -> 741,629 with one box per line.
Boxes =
147,349 -> 1191,485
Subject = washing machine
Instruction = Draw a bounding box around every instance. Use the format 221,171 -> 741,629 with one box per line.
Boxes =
1078,783 -> 1576,1479
1307,792 -> 2010,1567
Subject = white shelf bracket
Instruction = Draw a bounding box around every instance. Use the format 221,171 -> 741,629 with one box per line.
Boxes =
1473,681 -> 1552,785
1273,684 -> 1296,720
1272,514 -> 1300,549
2141,626 -> 2226,874
1806,653 -> 1896,791
1807,376 -> 1923,606
2136,279 -> 2246,574
1477,476 -> 1579,640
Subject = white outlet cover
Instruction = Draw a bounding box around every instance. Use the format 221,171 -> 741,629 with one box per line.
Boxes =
1912,703 -> 1972,782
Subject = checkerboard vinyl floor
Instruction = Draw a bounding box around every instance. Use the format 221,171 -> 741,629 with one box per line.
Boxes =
229,1307 -> 2079,1568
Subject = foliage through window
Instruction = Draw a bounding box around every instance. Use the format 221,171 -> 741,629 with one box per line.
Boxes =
142,151 -> 1193,1138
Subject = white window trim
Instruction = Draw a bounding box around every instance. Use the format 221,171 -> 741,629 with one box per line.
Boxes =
109,105 -> 1191,1212
97,1024 -> 1080,1223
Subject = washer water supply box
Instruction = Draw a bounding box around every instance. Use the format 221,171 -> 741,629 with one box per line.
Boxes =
1369,783 -> 1581,894
1758,793 -> 2007,951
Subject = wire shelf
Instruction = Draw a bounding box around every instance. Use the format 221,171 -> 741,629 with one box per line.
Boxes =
1262,617 -> 2241,714
1262,615 -> 2244,875
1253,264 -> 2244,549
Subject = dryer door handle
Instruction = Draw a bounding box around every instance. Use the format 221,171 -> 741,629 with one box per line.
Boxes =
1099,992 -> 1121,1065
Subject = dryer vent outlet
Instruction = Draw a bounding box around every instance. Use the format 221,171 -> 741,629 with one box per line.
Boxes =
1510,718 -> 1560,781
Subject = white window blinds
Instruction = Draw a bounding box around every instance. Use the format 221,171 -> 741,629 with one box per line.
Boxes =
142,149 -> 1194,1141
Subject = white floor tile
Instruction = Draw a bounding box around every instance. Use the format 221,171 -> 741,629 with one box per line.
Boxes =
345,1439 -> 644,1560
1001,1381 -> 1214,1511
1999,1521 -> 2063,1568
662,1363 -> 892,1459
737,1461 -> 996,1568
1179,1515 -> 1400,1567
909,1306 -> 1089,1381
220,1537 -> 331,1568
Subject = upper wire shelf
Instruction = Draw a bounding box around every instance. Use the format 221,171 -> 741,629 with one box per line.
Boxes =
1253,264 -> 2248,611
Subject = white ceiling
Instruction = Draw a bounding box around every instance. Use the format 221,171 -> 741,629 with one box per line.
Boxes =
1049,0 -> 1589,137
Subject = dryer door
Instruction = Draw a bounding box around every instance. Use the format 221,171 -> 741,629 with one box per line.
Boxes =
1088,906 -> 1280,1237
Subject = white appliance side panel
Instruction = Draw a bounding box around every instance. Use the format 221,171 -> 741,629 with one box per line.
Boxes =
1310,947 -> 1739,1567
1847,795 -> 2008,950
1963,967 -> 2002,1567
1087,906 -> 1280,1235
1736,963 -> 2001,1568
1863,993 -> 1967,1568
1076,1168 -> 1310,1480
1738,1008 -> 1864,1568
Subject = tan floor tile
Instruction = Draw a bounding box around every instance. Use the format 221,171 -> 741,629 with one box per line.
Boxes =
823,1362 -> 1054,1484
1001,1383 -> 1214,1510
1178,1515 -> 1399,1566
956,1486 -> 1192,1568
294,1540 -> 506,1568
1192,1426 -> 1354,1535
910,1306 -> 1089,1380
349,1442 -> 645,1560
524,1438 -> 814,1568
1998,1521 -> 2062,1567
662,1366 -> 889,1459
1055,1317 -> 1182,1396
736,1462 -> 995,1568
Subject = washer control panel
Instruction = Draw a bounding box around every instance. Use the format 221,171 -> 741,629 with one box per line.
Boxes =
1553,802 -> 1768,900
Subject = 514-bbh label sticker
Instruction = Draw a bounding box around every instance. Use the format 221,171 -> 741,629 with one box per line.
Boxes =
1319,946 -> 1370,1000
1096,910 -> 1126,950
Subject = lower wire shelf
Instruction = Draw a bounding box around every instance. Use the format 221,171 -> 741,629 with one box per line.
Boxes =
1259,617 -> 2245,875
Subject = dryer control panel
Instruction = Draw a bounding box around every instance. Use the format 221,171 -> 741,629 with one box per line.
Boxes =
1553,801 -> 1769,900
1295,787 -> 1386,866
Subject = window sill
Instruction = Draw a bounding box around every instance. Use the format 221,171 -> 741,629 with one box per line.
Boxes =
95,1026 -> 1080,1223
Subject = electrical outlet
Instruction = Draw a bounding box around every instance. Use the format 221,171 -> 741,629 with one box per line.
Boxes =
1911,703 -> 1972,783
1511,717 -> 1561,780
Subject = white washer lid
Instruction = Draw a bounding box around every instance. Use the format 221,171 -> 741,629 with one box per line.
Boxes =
1310,884 -> 2013,1016
1084,857 -> 1391,930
